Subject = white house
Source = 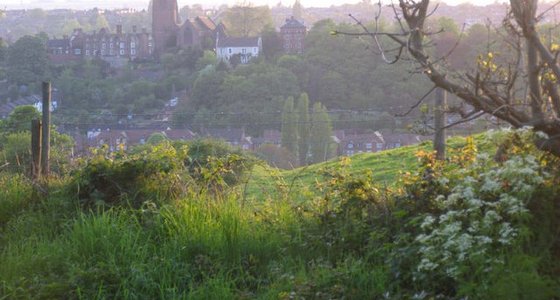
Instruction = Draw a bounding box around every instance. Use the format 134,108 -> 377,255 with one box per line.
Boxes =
216,35 -> 262,64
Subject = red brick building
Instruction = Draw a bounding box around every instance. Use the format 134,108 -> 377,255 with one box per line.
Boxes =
152,0 -> 224,56
47,25 -> 152,67
280,16 -> 307,55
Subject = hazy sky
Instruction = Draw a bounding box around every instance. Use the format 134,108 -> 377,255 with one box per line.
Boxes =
1,0 -> 506,10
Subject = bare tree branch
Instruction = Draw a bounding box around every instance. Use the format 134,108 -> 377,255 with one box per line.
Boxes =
395,85 -> 437,117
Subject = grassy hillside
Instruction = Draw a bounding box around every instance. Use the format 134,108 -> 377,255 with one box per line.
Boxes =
1,130 -> 558,299
245,134 -> 495,201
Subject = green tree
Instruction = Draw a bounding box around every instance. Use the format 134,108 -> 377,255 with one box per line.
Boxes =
222,3 -> 273,37
196,50 -> 218,71
7,35 -> 49,86
0,38 -> 7,62
2,106 -> 41,135
147,132 -> 168,145
281,97 -> 298,156
310,102 -> 333,164
296,93 -> 310,165
0,132 -> 31,174
191,69 -> 226,110
292,0 -> 304,20
261,25 -> 284,61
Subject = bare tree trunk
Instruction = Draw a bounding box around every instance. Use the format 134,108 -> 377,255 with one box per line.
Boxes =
434,88 -> 447,161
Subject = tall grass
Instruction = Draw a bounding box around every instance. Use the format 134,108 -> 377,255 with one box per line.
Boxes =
0,187 -> 331,298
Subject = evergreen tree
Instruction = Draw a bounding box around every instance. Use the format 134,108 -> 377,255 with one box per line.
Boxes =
281,97 -> 298,156
296,93 -> 310,165
310,102 -> 333,164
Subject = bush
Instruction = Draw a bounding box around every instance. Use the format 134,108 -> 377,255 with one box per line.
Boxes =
177,139 -> 256,188
74,143 -> 190,209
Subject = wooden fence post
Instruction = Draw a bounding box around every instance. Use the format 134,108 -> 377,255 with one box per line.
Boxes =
41,82 -> 51,177
31,119 -> 42,179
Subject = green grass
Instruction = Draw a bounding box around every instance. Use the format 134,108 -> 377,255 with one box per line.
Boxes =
3,131 -> 549,299
244,134 -> 495,202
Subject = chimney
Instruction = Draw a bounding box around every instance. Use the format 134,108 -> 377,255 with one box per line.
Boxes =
132,25 -> 137,33
116,24 -> 123,35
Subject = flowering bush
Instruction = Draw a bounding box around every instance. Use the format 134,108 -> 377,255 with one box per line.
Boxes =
413,131 -> 553,296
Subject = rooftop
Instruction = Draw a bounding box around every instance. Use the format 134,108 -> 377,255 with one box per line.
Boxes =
281,16 -> 306,29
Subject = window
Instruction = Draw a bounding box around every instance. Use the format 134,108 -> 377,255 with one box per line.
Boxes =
131,49 -> 136,55
120,49 -> 125,55
102,43 -> 106,49
366,143 -> 372,149
347,143 -> 354,149
229,48 -> 232,54
110,43 -> 114,49
376,143 -> 383,151
120,42 -> 125,49
85,50 -> 90,56
74,48 -> 81,55
131,42 -> 136,48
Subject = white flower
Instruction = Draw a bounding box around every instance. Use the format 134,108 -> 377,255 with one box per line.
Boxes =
535,131 -> 549,139
421,215 -> 436,230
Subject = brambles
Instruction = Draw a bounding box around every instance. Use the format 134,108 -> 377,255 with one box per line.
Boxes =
73,143 -> 190,209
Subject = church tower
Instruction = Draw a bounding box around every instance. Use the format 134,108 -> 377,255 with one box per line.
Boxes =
152,0 -> 181,56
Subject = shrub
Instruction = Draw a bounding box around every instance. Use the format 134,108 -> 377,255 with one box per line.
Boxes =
177,139 -> 256,188
73,143 -> 190,209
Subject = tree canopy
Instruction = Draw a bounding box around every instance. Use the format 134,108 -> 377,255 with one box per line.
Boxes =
7,35 -> 49,86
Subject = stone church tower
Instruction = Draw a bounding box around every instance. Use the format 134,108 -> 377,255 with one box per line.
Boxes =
152,0 -> 181,55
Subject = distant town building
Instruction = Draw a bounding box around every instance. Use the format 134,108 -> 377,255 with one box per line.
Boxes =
152,0 -> 224,56
47,25 -> 152,67
85,128 -> 197,152
216,35 -> 262,64
0,92 -> 59,119
280,16 -> 306,55
201,128 -> 253,150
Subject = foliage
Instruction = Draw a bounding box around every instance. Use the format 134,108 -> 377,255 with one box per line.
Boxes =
297,93 -> 310,165
222,4 -> 273,37
6,35 -> 49,86
0,107 -> 72,175
1,129 -> 559,299
309,102 -> 334,163
73,143 -> 190,209
255,144 -> 299,170
146,132 -> 168,145
180,139 -> 256,188
0,105 -> 41,135
0,174 -> 33,227
281,97 -> 298,156
0,38 -> 7,62
261,25 -> 284,61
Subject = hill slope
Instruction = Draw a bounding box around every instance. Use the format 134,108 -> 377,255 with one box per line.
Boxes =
245,134 -> 493,201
